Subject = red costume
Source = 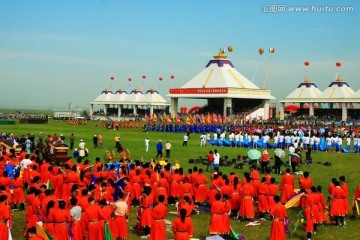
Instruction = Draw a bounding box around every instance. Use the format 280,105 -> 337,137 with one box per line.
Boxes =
0,202 -> 10,240
150,202 -> 167,240
53,208 -> 71,240
270,202 -> 287,240
84,204 -> 105,240
239,182 -> 255,219
209,199 -> 224,234
280,173 -> 294,203
172,217 -> 193,240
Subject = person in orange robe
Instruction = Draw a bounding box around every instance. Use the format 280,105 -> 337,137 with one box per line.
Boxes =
330,181 -> 345,226
267,178 -> 279,211
99,199 -> 115,238
172,208 -> 193,240
0,195 -> 11,240
280,168 -> 294,203
43,200 -> 56,237
11,172 -> 25,210
156,173 -> 169,204
170,169 -> 182,200
239,176 -> 255,220
257,177 -> 270,217
269,195 -> 287,240
316,186 -> 326,224
209,193 -> 224,235
301,189 -> 314,240
113,192 -> 129,240
131,170 -> 143,203
222,194 -> 231,236
53,200 -> 71,240
299,171 -> 312,191
230,177 -> 241,216
339,176 -> 350,219
194,169 -> 208,204
150,195 -> 167,240
250,165 -> 260,196
84,197 -> 106,240
208,174 -> 222,205
310,186 -> 321,234
139,186 -> 153,238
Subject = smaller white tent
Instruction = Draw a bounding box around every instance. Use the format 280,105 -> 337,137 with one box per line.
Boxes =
91,89 -> 113,104
317,76 -> 355,100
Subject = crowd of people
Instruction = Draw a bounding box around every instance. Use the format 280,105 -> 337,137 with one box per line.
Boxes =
0,131 -> 359,240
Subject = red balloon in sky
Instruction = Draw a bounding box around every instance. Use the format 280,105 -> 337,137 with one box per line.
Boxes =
128,78 -> 132,82
170,75 -> 175,79
142,75 -> 146,79
159,77 -> 163,81
336,62 -> 342,67
304,61 -> 310,66
110,76 -> 115,80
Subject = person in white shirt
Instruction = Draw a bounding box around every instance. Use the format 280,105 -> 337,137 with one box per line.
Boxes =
279,135 -> 285,149
273,135 -> 278,149
239,133 -> 244,147
354,137 -> 359,153
219,132 -> 226,141
285,135 -> 291,148
206,133 -> 211,141
263,134 -> 270,149
183,134 -> 189,147
253,134 -> 258,148
288,145 -> 295,165
247,134 -> 252,148
213,132 -> 218,140
303,136 -> 310,149
337,137 -> 343,152
346,136 -> 351,151
165,140 -> 172,157
145,138 -> 149,152
20,156 -> 33,169
213,149 -> 220,168
200,133 -> 207,147
235,133 -> 240,148
310,136 -> 316,150
79,139 -> 86,157
326,136 -> 332,152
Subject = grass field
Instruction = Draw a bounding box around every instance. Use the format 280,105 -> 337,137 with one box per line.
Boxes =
2,120 -> 360,240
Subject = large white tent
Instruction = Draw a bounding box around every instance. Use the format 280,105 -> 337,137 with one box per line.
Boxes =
89,88 -> 169,119
280,75 -> 360,120
167,50 -> 275,119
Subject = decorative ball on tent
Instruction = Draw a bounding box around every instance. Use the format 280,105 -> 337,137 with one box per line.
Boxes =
336,62 -> 342,67
304,61 -> 310,66
258,48 -> 264,55
128,77 -> 132,82
158,77 -> 163,81
227,46 -> 233,52
269,48 -> 275,53
110,76 -> 115,80
170,75 -> 175,79
142,75 -> 146,79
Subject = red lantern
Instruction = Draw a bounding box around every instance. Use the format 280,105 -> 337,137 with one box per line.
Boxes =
304,61 -> 310,66
128,77 -> 132,82
336,62 -> 341,67
170,75 -> 175,79
110,76 -> 115,80
159,77 -> 163,81
142,75 -> 146,79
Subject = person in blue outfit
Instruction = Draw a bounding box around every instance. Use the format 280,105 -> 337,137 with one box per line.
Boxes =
155,140 -> 163,158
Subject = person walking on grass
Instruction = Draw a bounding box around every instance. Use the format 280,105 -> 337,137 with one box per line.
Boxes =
183,134 -> 189,147
165,141 -> 171,158
156,140 -> 163,159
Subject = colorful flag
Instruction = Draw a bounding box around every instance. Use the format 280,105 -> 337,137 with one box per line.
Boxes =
36,223 -> 54,240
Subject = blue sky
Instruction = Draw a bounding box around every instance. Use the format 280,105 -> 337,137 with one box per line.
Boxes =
0,0 -> 359,110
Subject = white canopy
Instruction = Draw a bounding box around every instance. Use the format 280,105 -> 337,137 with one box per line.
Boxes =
280,78 -> 322,103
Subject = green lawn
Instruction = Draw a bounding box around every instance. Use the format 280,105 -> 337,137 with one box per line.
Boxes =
2,120 -> 360,240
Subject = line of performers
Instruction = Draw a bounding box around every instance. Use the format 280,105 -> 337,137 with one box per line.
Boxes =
0,152 -> 360,240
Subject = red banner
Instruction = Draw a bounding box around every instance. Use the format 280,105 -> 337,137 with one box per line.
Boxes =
169,88 -> 228,94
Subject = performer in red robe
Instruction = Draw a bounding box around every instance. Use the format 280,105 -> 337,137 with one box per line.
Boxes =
209,193 -> 224,234
150,195 -> 167,240
239,177 -> 255,220
230,177 -> 241,216
299,171 -> 312,191
26,226 -> 46,240
267,178 -> 279,211
222,194 -> 231,235
269,195 -> 287,240
84,197 -> 105,240
194,169 -> 208,203
301,189 -> 314,239
257,177 -> 270,217
0,195 -> 11,240
139,186 -> 153,238
280,168 -> 294,203
53,200 -> 71,240
11,172 -> 25,210
339,176 -> 350,217
172,208 -> 193,240
43,200 -> 56,238
330,181 -> 345,226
